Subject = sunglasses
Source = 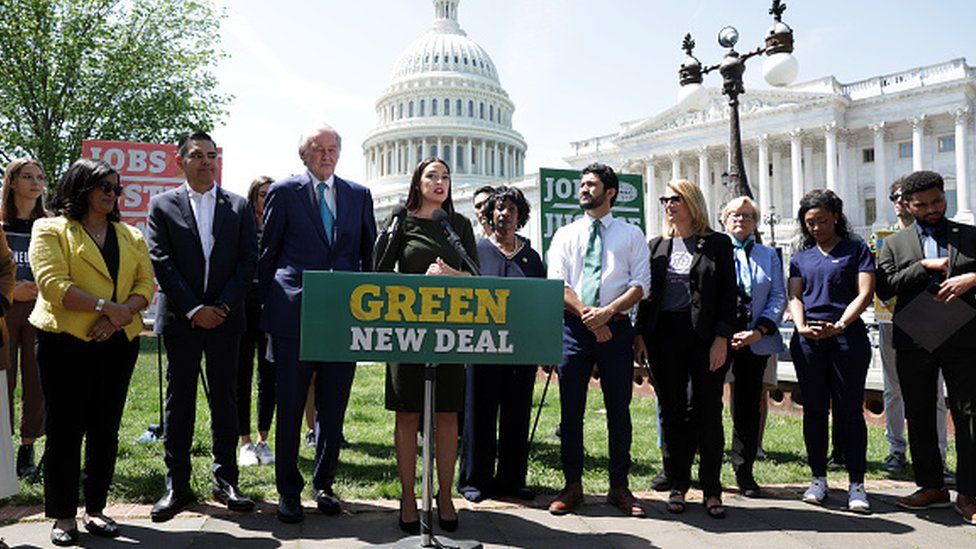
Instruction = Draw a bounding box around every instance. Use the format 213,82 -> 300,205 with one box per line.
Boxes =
95,180 -> 123,195
659,195 -> 683,205
889,193 -> 903,203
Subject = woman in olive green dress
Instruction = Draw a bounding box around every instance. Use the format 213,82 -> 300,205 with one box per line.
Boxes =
377,157 -> 478,533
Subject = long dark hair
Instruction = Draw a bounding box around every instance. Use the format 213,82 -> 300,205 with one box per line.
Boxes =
797,189 -> 849,249
405,157 -> 454,214
54,158 -> 121,222
2,158 -> 48,223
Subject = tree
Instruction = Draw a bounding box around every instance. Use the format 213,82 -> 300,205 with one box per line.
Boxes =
0,0 -> 230,181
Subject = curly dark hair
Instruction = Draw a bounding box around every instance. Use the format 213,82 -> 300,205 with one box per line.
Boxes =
53,158 -> 121,222
486,185 -> 530,230
581,162 -> 619,206
405,157 -> 454,214
900,170 -> 944,199
797,189 -> 849,249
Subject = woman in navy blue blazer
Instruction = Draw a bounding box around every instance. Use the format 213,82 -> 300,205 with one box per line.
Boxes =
721,197 -> 786,498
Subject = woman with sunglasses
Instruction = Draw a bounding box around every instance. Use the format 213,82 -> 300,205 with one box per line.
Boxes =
28,158 -> 154,545
634,180 -> 736,519
1,158 -> 50,480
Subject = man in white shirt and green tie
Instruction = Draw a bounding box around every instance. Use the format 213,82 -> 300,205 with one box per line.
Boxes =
546,162 -> 651,517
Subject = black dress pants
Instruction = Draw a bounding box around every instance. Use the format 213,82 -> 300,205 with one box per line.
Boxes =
648,311 -> 730,499
162,331 -> 241,493
236,294 -> 275,435
457,363 -> 536,495
898,345 -> 976,496
730,347 -> 769,475
37,330 -> 139,518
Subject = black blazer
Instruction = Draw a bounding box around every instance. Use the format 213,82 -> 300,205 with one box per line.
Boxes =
635,231 -> 737,344
148,184 -> 257,336
876,219 -> 976,350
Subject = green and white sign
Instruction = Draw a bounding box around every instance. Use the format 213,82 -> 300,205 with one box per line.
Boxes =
300,272 -> 564,365
538,168 -> 645,261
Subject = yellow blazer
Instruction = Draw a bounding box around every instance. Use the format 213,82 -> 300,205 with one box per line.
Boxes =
28,217 -> 155,341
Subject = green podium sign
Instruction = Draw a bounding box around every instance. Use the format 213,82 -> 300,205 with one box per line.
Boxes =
300,272 -> 564,364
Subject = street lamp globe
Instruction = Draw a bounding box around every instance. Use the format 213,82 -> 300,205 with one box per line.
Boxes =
717,26 -> 739,48
762,52 -> 798,86
677,83 -> 709,112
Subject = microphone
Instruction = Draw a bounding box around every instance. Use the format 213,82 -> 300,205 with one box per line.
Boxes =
373,204 -> 407,271
431,208 -> 480,275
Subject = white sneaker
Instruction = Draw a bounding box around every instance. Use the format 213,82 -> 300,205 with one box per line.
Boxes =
802,477 -> 828,505
238,442 -> 259,467
254,441 -> 275,465
848,482 -> 870,513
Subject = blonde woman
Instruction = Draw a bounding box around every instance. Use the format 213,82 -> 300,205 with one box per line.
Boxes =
634,180 -> 737,518
1,158 -> 49,479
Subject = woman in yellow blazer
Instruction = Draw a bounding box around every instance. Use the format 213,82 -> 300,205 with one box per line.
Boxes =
28,158 -> 154,546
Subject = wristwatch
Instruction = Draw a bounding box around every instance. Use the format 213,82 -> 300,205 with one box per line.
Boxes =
834,319 -> 847,330
95,298 -> 106,312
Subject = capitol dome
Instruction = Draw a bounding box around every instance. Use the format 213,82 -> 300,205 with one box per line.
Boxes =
363,0 -> 527,218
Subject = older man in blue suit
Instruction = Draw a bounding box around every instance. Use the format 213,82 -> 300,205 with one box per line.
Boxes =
259,124 -> 376,523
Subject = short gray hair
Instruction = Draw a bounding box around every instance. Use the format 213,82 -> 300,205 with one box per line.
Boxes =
298,124 -> 342,154
720,195 -> 760,224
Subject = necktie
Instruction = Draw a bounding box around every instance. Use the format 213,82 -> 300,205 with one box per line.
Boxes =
580,218 -> 602,307
317,182 -> 335,245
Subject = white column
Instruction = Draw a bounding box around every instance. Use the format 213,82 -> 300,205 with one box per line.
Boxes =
436,137 -> 443,161
954,107 -> 973,223
697,146 -> 712,221
803,142 -> 815,192
645,157 -> 658,236
670,151 -> 681,182
493,142 -> 499,177
871,122 -> 890,229
480,140 -> 486,176
757,135 -> 771,218
467,139 -> 473,175
823,123 -> 837,192
911,115 -> 926,172
395,140 -> 402,174
790,129 -> 804,213
837,131 -> 853,222
451,137 -> 458,171
771,145 -> 784,217
421,137 -> 428,160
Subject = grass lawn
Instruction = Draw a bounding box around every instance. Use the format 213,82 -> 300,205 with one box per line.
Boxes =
4,336 -> 950,506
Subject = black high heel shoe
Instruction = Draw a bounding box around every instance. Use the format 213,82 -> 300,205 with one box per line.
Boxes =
435,494 -> 458,532
398,501 -> 420,535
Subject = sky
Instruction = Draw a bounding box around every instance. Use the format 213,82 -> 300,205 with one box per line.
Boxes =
211,0 -> 976,195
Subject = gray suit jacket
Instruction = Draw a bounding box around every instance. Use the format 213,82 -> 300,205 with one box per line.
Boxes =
876,219 -> 976,350
148,184 -> 257,336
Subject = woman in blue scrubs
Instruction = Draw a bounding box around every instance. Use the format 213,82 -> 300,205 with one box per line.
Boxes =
788,189 -> 875,513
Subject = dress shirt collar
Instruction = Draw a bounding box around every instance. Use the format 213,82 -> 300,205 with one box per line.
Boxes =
584,211 -> 614,229
185,182 -> 217,200
915,216 -> 947,237
308,170 -> 335,190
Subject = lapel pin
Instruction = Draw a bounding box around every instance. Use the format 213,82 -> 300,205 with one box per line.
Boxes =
521,256 -> 528,263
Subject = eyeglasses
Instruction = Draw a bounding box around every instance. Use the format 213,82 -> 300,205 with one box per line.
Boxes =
889,193 -> 903,203
95,180 -> 123,195
727,212 -> 755,221
658,195 -> 683,205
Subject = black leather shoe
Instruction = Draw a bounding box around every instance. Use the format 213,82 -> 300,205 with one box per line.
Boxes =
151,489 -> 195,523
736,470 -> 762,498
399,513 -> 420,534
650,470 -> 672,492
50,524 -> 80,546
316,489 -> 342,516
438,512 -> 459,532
277,494 -> 304,523
84,515 -> 121,538
213,484 -> 255,512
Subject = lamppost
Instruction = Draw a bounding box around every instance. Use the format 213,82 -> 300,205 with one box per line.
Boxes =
763,205 -> 781,247
677,0 -> 799,200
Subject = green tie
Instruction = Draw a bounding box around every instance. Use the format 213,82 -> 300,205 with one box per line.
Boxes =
580,218 -> 602,306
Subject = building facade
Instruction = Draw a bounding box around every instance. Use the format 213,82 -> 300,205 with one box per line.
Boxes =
363,0 -> 527,226
566,58 -> 976,241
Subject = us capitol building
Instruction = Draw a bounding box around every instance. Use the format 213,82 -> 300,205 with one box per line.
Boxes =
363,0 -> 527,226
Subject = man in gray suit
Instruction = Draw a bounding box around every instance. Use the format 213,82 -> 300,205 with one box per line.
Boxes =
877,170 -> 976,524
147,131 -> 258,522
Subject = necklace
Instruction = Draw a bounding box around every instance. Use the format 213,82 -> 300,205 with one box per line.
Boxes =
491,233 -> 522,259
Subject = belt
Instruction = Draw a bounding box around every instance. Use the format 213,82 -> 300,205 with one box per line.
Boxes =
611,313 -> 629,322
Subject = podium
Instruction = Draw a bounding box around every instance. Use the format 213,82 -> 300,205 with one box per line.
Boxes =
301,272 -> 563,547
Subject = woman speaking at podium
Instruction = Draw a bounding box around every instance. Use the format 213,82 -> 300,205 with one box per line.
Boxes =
376,157 -> 478,534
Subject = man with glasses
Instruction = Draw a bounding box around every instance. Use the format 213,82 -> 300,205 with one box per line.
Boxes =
472,185 -> 495,238
875,179 -> 951,480
148,132 -> 258,521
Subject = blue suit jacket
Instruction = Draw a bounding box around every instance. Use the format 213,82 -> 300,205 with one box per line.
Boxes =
258,173 -> 376,337
732,238 -> 786,356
